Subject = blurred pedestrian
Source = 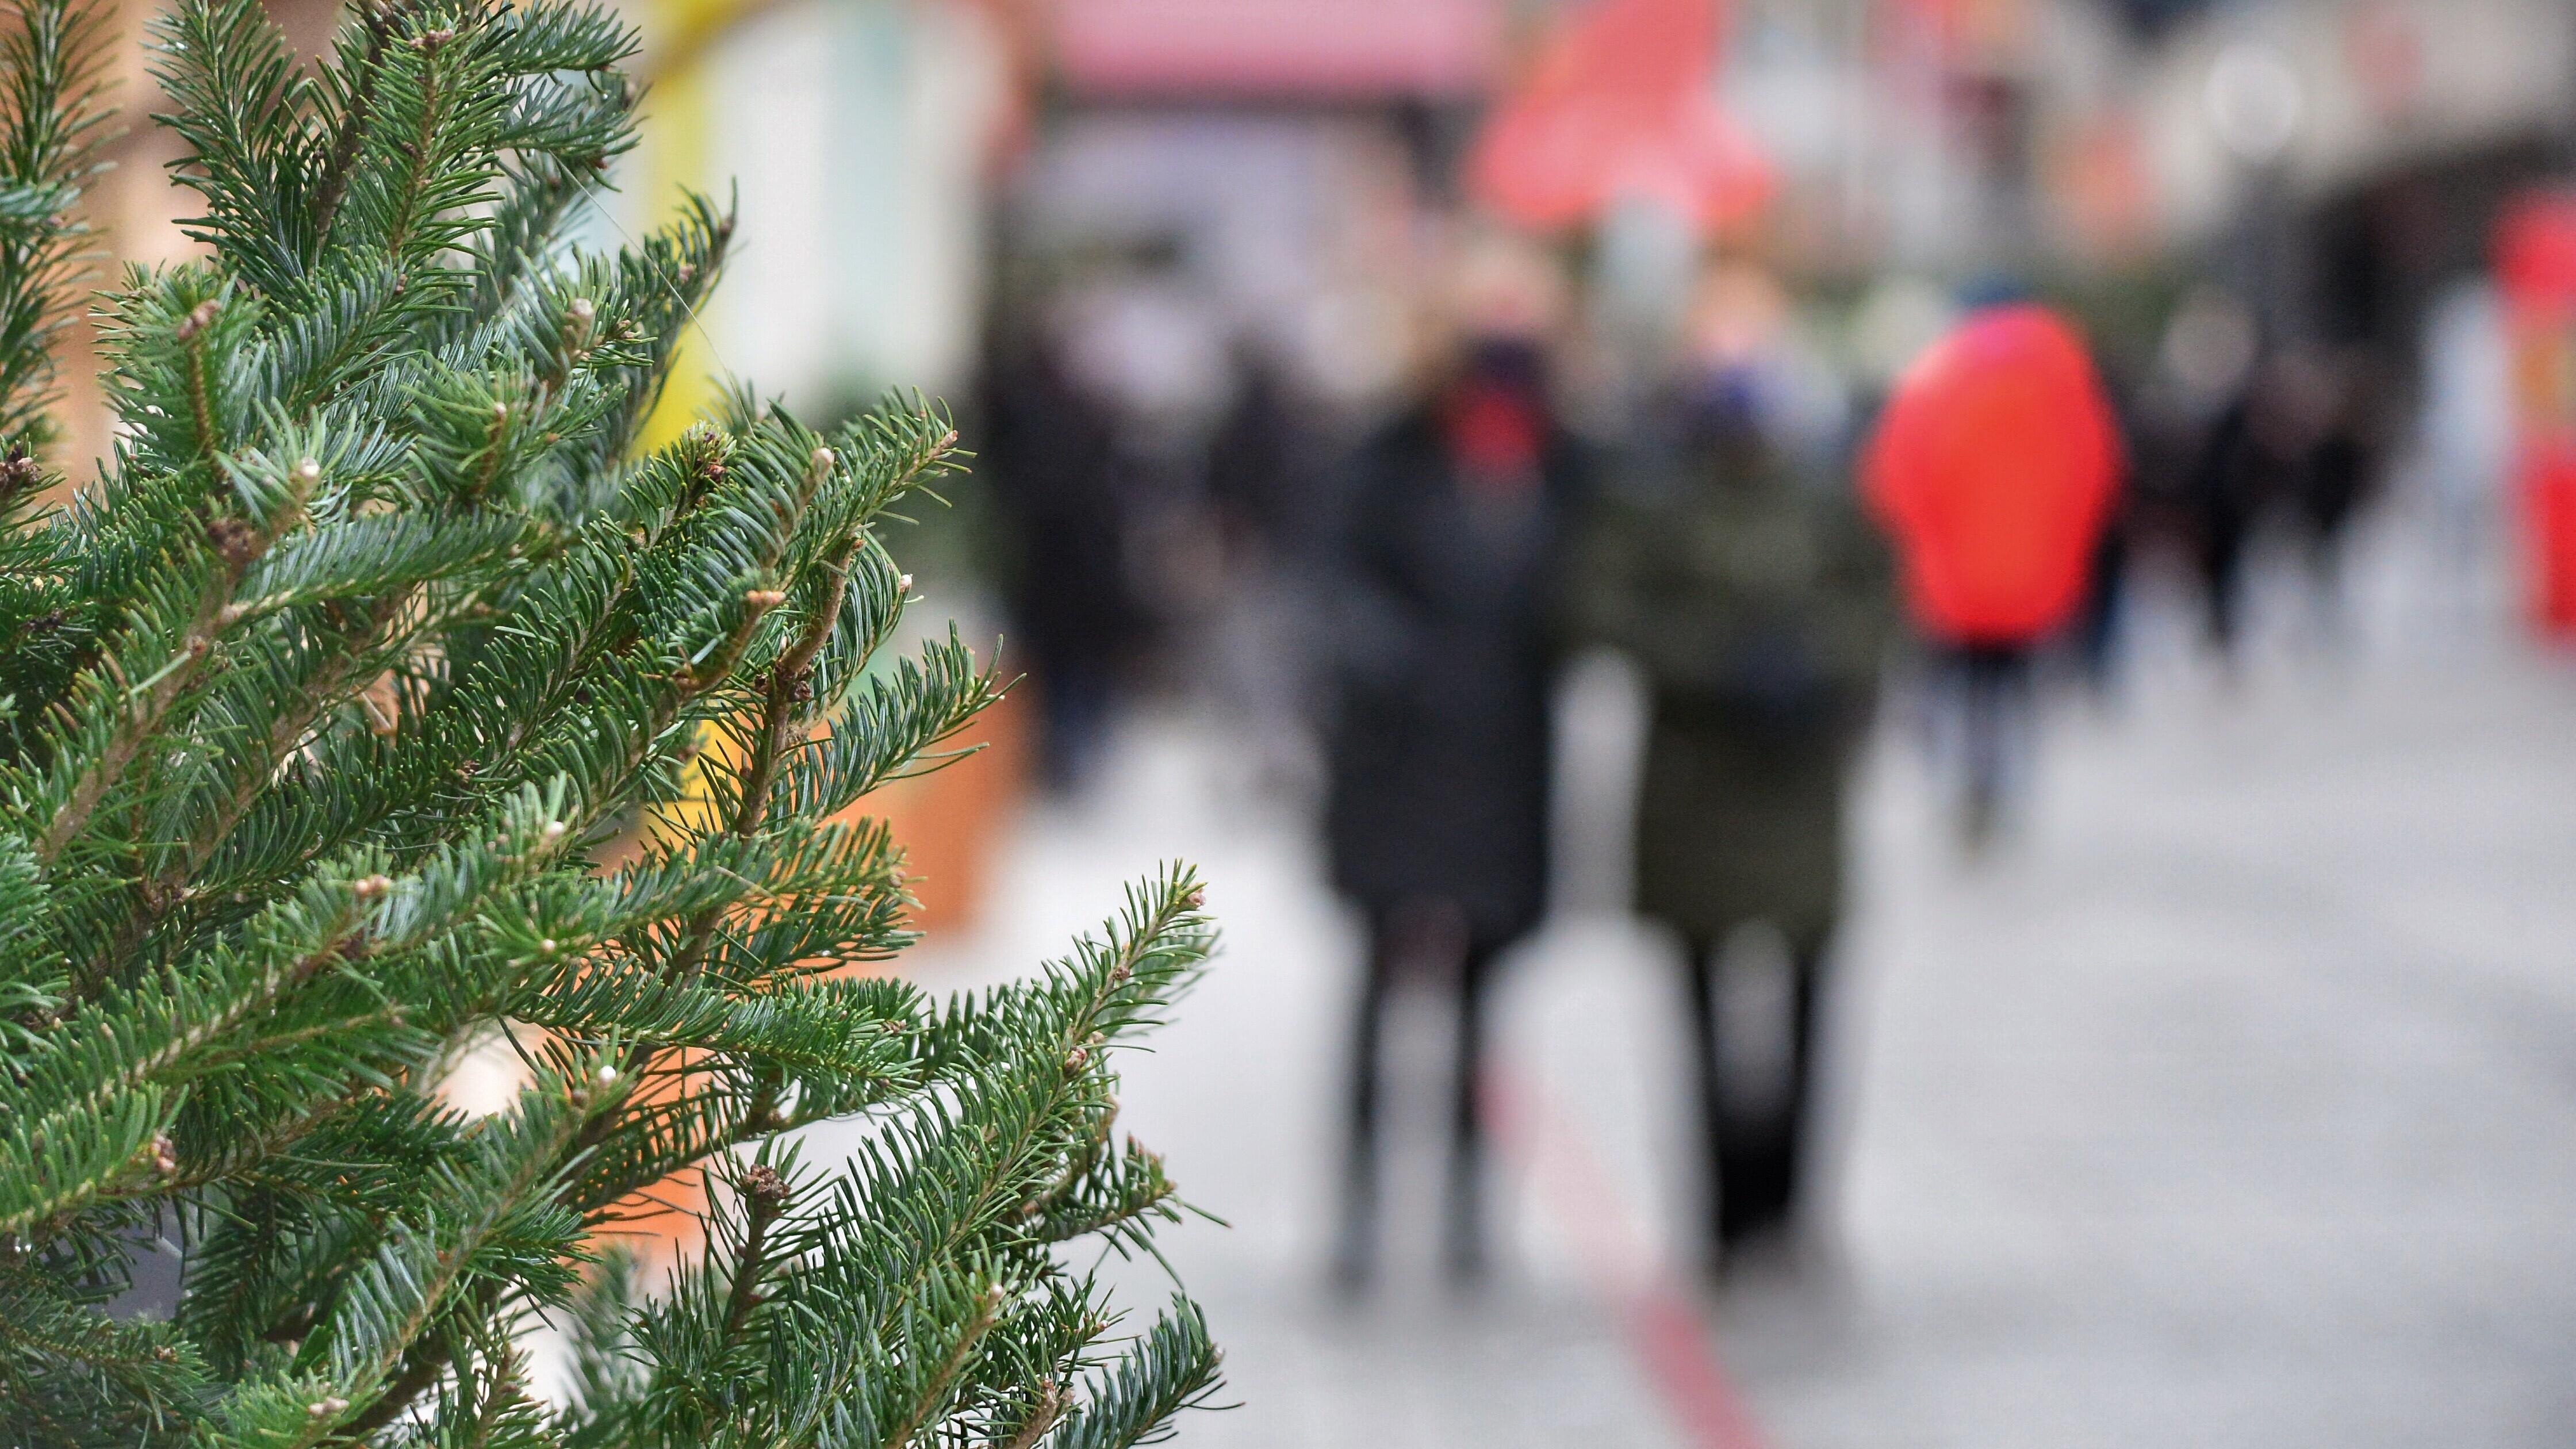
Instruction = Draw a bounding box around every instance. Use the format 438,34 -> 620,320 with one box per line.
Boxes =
1573,263 -> 1890,1264
2188,349 -> 2327,665
1863,301 -> 2122,845
2187,385 -> 2267,662
2414,278 -> 2512,620
1208,336 -> 1316,565
2294,352 -> 2389,647
1199,338 -> 1331,801
2075,453 -> 2136,696
980,319 -> 1134,793
2138,289 -> 2256,664
1325,242 -> 1582,1286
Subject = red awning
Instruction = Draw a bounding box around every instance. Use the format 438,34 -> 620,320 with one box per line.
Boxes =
1466,0 -> 1773,233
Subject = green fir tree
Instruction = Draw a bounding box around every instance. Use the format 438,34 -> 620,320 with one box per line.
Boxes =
0,0 -> 1222,1442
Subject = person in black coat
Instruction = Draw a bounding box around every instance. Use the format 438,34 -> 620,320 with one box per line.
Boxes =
2188,350 -> 2323,664
2293,353 -> 2387,642
980,331 -> 1133,791
1325,333 -> 1582,1285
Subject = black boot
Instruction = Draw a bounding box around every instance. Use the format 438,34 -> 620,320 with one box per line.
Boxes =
1335,934 -> 1397,1293
1444,938 -> 1500,1285
1716,956 -> 1826,1258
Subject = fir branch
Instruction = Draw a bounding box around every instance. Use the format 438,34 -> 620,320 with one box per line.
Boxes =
789,873 -> 1213,1424
0,1263 -> 209,1444
149,0 -> 319,295
30,414 -> 311,873
322,1065 -> 610,1435
371,28 -> 448,264
553,1246 -> 643,1446
0,3 -> 1218,1440
306,0 -> 405,240
733,527 -> 859,839
993,1377 -> 1067,1449
718,1163 -> 786,1344
86,554 -> 413,985
1048,1300 -> 1223,1449
880,1279 -> 1005,1449
0,0 -> 110,447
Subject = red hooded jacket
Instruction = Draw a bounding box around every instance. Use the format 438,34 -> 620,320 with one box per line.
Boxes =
1862,305 -> 2122,645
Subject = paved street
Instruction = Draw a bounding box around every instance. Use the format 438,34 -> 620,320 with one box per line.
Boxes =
890,531 -> 2576,1448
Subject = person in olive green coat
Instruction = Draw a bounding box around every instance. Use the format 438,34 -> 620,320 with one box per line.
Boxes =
1573,278 -> 1891,1260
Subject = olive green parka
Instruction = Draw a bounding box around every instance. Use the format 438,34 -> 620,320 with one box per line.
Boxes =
1572,423 -> 1892,953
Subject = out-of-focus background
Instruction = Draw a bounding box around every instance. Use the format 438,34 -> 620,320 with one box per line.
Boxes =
57,0 -> 2576,1443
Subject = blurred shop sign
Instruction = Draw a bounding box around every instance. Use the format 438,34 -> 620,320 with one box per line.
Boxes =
1049,0 -> 1501,98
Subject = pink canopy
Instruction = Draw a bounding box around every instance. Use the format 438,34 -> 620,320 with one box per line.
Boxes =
1466,0 -> 1774,233
1046,0 -> 1500,99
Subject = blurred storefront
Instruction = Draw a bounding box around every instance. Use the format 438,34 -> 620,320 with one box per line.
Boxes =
620,0 -> 1010,432
34,0 -> 2576,925
43,0 -> 2576,459
995,0 -> 1506,408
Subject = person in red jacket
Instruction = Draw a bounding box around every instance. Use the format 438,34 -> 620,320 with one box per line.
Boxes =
1863,302 -> 2122,844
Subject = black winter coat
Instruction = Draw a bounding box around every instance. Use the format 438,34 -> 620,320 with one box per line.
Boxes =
1322,408 -> 1581,942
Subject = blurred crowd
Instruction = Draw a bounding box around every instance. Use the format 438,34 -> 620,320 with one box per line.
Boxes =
963,201 -> 2542,1281
584,0 -> 2576,1312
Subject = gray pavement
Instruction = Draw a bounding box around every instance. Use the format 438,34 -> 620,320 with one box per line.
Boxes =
895,533 -> 2576,1447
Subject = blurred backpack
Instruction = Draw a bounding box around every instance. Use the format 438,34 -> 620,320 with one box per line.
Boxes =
1575,383 -> 1889,735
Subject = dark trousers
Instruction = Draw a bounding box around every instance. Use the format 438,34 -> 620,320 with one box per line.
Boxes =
1033,659 -> 1113,793
1337,907 -> 1512,1283
1682,931 -> 1830,1256
1949,640 -> 2033,839
2077,519 -> 2130,691
2198,506 -> 2253,656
